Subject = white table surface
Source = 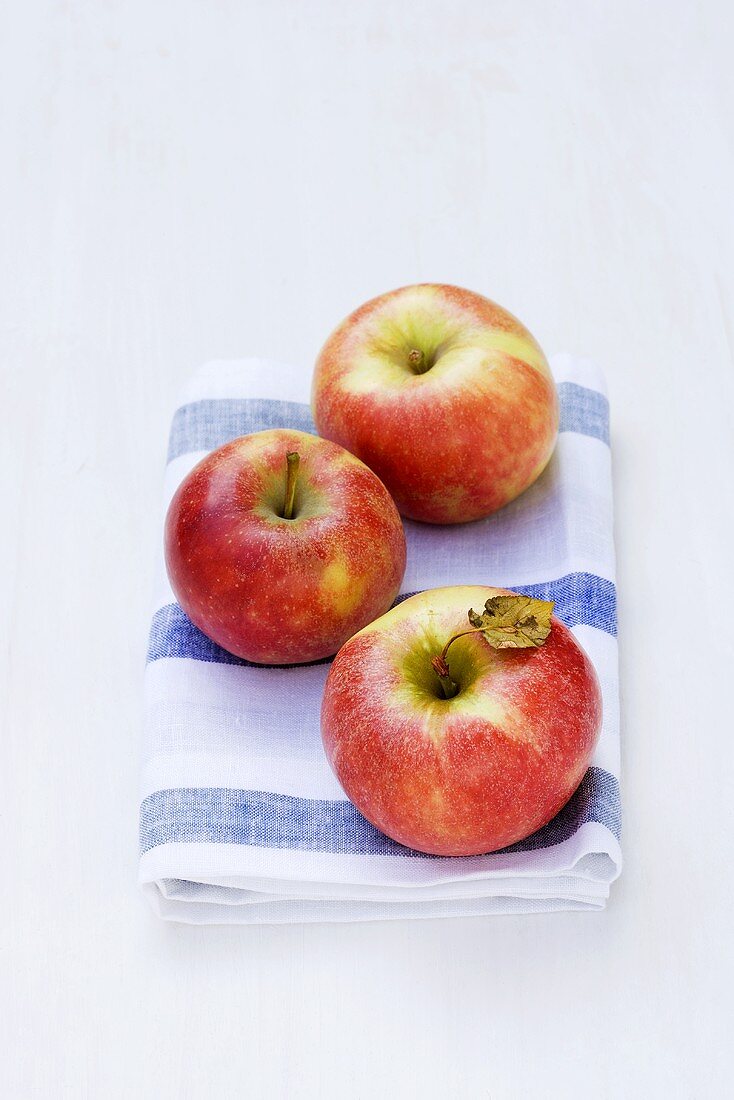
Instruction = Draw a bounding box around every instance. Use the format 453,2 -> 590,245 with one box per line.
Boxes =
2,1 -> 733,1096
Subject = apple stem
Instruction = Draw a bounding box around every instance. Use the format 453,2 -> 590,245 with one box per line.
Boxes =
431,628 -> 488,700
283,451 -> 300,520
441,628 -> 487,662
431,655 -> 458,699
407,348 -> 427,374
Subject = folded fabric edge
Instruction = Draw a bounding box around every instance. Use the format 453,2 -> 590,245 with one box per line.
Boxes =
154,871 -> 612,906
138,821 -> 622,896
140,884 -> 609,925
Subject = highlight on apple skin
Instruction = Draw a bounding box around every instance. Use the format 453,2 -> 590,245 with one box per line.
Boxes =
321,586 -> 602,856
164,428 -> 407,665
311,284 -> 559,525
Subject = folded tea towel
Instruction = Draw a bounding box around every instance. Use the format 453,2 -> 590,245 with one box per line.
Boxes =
139,354 -> 621,923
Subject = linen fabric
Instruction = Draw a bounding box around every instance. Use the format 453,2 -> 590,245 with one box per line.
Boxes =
139,354 -> 621,924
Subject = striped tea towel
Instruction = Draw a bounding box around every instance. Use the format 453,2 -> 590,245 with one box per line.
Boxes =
139,354 -> 621,923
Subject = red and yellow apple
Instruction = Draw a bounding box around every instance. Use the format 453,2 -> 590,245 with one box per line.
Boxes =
321,586 -> 602,855
165,429 -> 406,664
312,284 -> 559,524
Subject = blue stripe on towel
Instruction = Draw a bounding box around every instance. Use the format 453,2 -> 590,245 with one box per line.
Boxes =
167,399 -> 317,462
140,766 -> 620,856
147,571 -> 617,667
147,601 -> 333,668
557,382 -> 610,445
166,384 -> 609,462
514,573 -> 617,635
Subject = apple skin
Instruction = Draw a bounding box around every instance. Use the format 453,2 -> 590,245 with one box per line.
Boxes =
311,284 -> 559,524
164,429 -> 407,664
321,586 -> 602,856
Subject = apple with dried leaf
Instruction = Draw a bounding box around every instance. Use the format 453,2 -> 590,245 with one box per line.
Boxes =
311,284 -> 559,524
321,586 -> 602,855
165,429 -> 406,664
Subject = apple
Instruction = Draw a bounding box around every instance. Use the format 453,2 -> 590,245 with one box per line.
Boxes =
311,284 -> 559,524
164,429 -> 407,664
321,585 -> 602,855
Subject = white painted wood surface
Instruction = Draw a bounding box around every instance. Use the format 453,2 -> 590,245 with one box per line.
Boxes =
2,1 -> 732,1096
